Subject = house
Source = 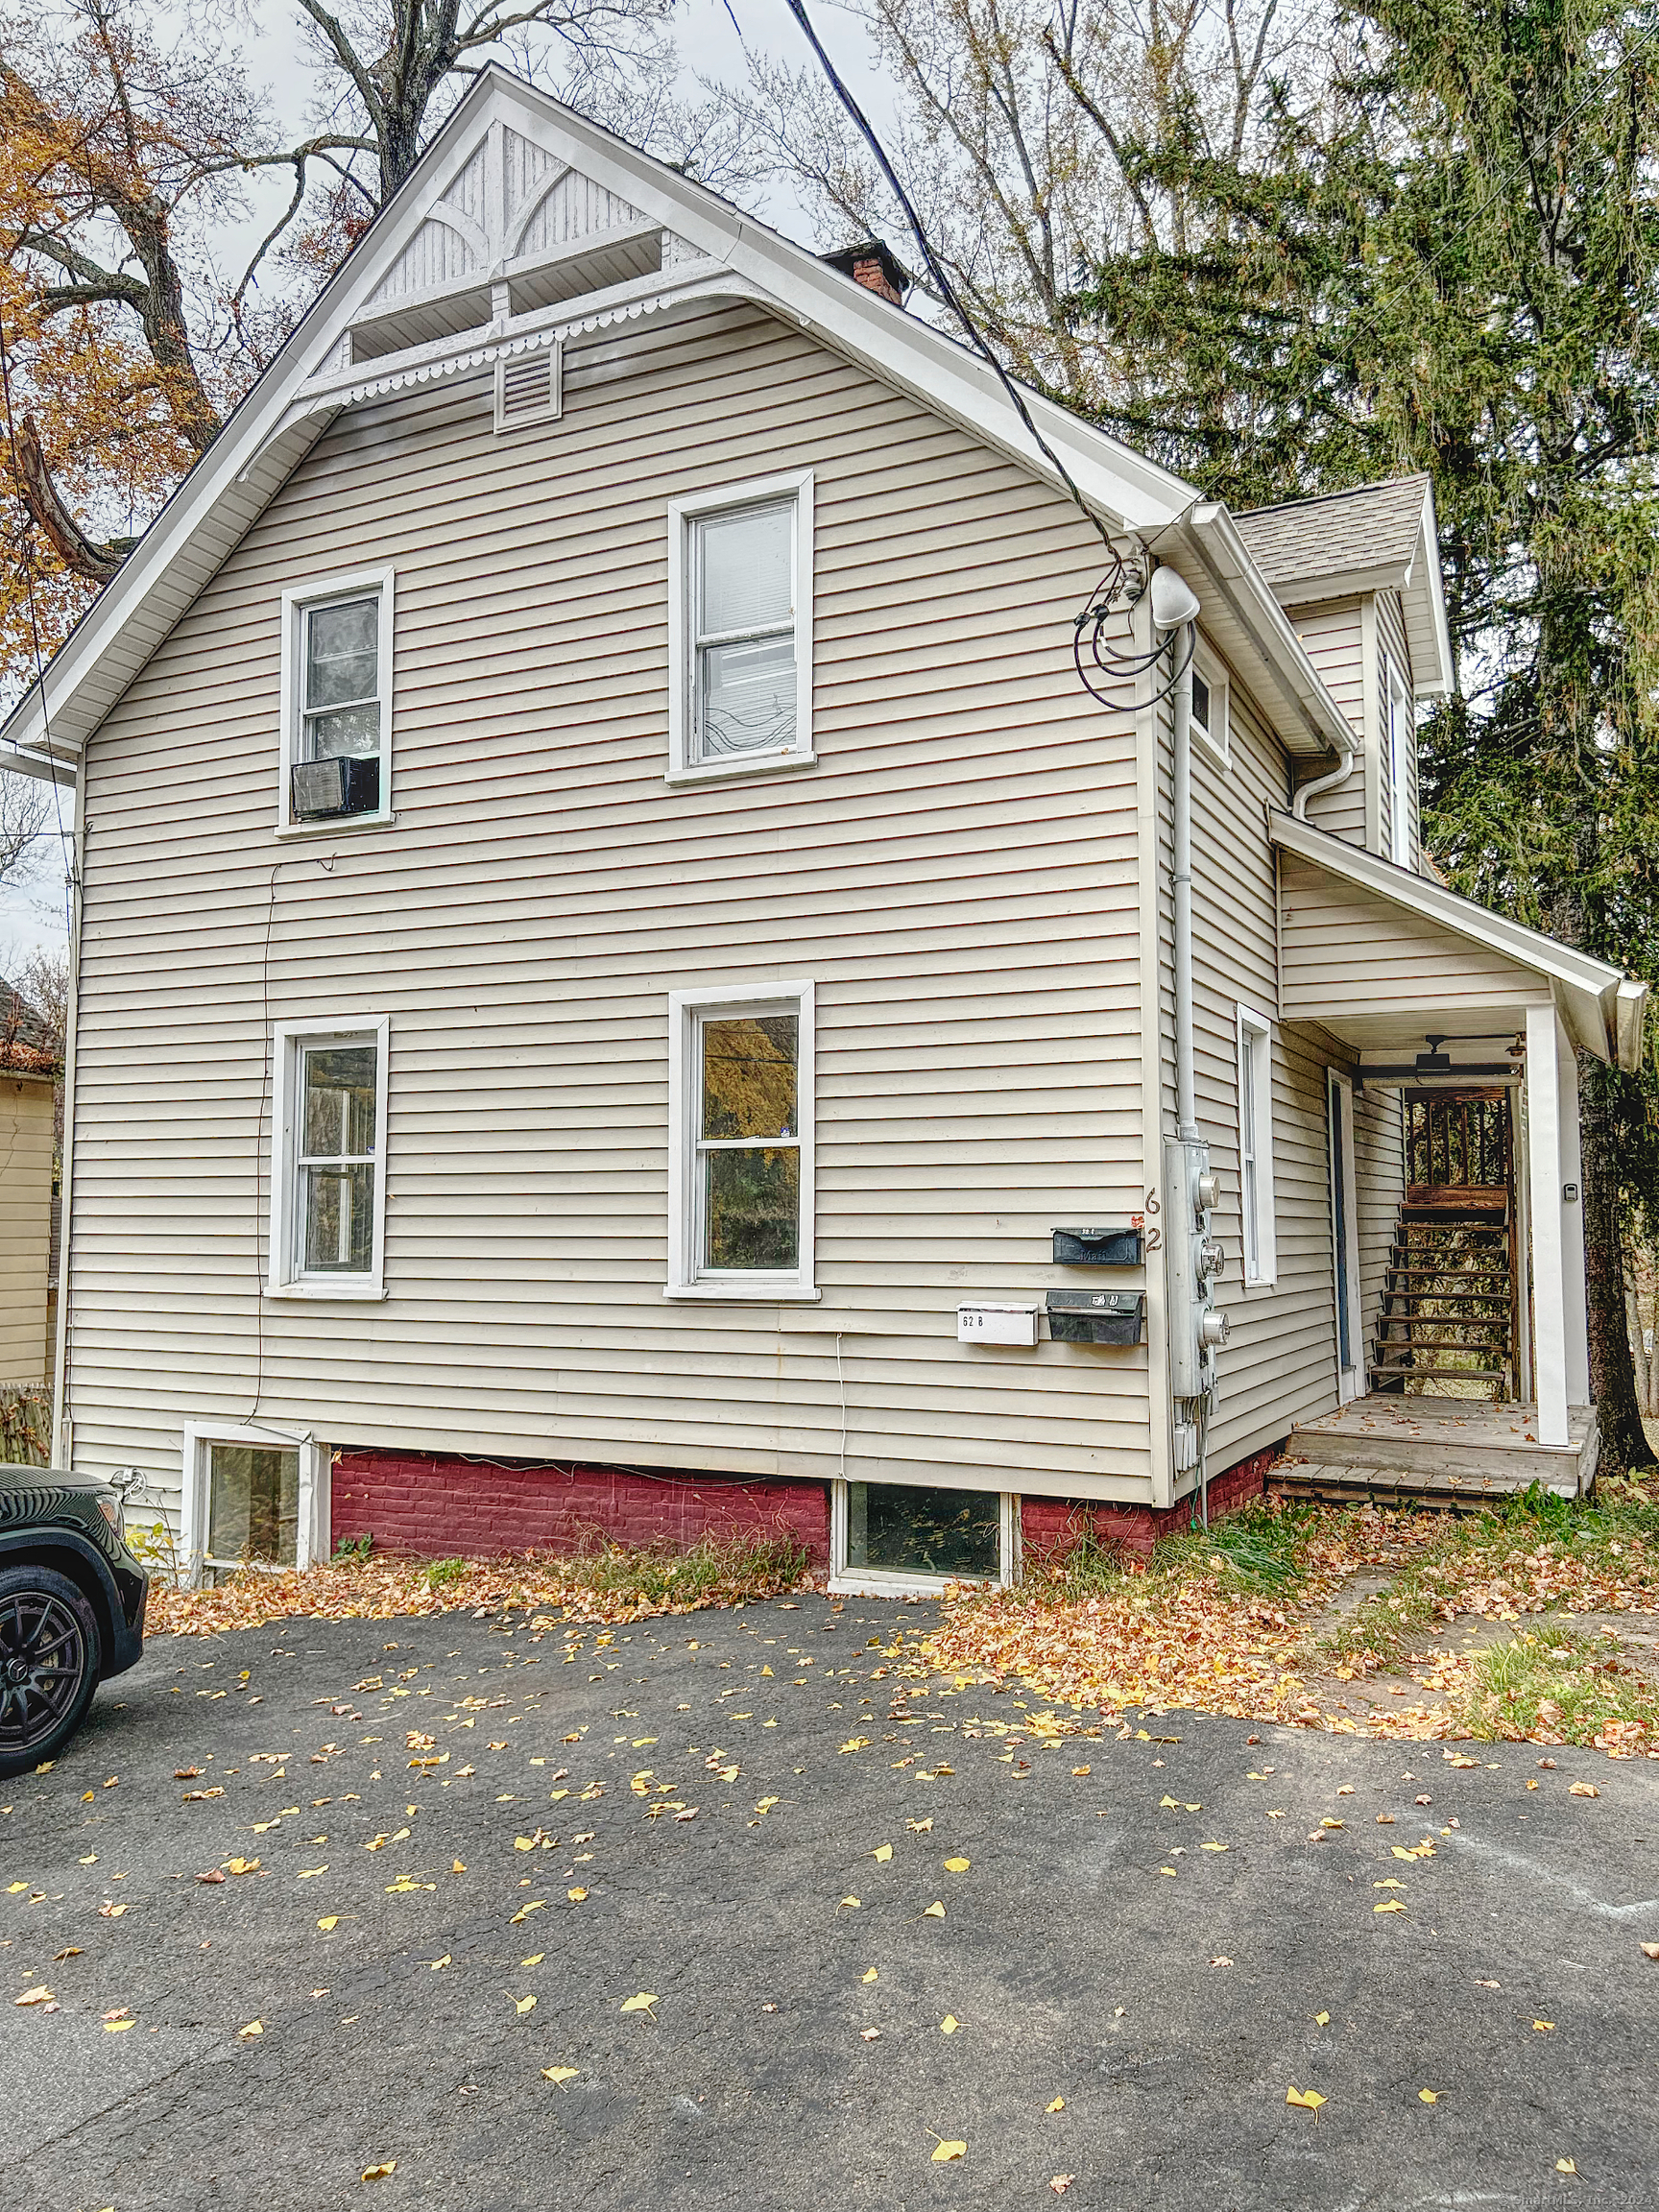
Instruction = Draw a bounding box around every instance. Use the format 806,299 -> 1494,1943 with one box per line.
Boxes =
2,70 -> 1644,1588
0,983 -> 60,1396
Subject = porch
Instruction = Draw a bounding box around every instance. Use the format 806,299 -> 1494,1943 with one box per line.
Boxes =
1277,1393 -> 1599,1503
1270,811 -> 1646,1486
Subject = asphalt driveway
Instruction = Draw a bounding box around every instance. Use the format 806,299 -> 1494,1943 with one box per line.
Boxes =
2,1593 -> 1655,2211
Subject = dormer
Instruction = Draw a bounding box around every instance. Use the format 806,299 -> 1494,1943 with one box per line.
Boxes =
1235,477 -> 1453,871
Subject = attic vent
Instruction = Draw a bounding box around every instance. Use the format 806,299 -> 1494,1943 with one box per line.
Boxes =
494,343 -> 562,433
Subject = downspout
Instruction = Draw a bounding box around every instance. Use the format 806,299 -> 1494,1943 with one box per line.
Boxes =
1290,735 -> 1357,822
49,770 -> 83,1471
1172,626 -> 1199,1142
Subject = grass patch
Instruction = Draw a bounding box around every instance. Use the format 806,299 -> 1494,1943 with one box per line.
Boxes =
423,1556 -> 469,1589
553,1529 -> 809,1611
1462,1625 -> 1659,1748
1150,1498 -> 1336,1596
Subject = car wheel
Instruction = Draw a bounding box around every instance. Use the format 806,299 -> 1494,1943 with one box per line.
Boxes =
0,1566 -> 102,1779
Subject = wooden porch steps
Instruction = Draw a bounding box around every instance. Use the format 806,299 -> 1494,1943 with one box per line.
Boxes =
1368,1190 -> 1517,1401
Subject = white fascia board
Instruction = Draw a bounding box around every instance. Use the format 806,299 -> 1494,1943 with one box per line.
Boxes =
1183,505 -> 1357,759
1270,807 -> 1631,1062
1410,481 -> 1456,697
0,64 -> 1199,768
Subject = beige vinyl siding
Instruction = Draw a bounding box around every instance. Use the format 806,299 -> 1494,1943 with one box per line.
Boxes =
1376,587 -> 1418,868
0,1076 -> 54,1384
1184,660 -> 1366,1466
64,302 -> 1157,1531
1280,852 -> 1553,1024
1288,599 -> 1367,849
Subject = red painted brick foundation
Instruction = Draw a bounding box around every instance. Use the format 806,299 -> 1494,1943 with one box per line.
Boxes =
329,1442 -> 1285,1575
330,1450 -> 831,1566
1020,1443 -> 1284,1566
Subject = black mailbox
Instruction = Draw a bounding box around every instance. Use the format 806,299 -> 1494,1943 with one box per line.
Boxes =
1052,1225 -> 1144,1267
1046,1290 -> 1145,1345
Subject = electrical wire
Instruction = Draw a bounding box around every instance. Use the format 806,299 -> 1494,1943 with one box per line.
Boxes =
778,0 -> 1188,711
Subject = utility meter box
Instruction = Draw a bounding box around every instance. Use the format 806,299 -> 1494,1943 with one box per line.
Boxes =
956,1301 -> 1040,1347
1052,1225 -> 1144,1267
1046,1290 -> 1145,1345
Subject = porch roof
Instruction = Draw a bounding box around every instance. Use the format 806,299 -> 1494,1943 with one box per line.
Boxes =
1269,811 -> 1646,1071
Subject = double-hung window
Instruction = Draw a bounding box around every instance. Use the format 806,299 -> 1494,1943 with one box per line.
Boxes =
667,474 -> 814,781
1237,1005 -> 1277,1286
666,981 -> 816,1298
278,569 -> 394,830
270,1015 -> 390,1297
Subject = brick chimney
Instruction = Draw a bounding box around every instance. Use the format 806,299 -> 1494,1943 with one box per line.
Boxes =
819,239 -> 910,306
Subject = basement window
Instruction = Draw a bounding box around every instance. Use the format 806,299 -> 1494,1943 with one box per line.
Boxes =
181,1423 -> 325,1579
831,1481 -> 1014,1594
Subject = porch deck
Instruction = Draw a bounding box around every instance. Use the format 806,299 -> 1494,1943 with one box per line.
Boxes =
1277,1395 -> 1599,1503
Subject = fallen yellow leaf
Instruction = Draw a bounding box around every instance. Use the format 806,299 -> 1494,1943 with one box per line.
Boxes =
1556,2160 -> 1576,2176
941,2015 -> 959,2034
620,1992 -> 658,2015
317,1915 -> 339,1931
1286,2086 -> 1327,2109
1314,2012 -> 1330,2026
297,1867 -> 328,1878
906,1817 -> 933,1834
840,1896 -> 861,1909
104,2018 -> 135,2032
1568,1783 -> 1599,1799
1375,1900 -> 1407,1913
1200,1842 -> 1228,1853
1533,2020 -> 1554,2032
931,2140 -> 966,2164
516,1995 -> 537,2015
237,2021 -> 263,2039
567,1887 -> 588,1903
943,1857 -> 971,1873
872,1844 -> 893,1863
14,1986 -> 52,2007
1419,2089 -> 1437,2104
1046,2097 -> 1065,2113
361,2162 -> 396,2181
521,1953 -> 543,1966
1158,1867 -> 1178,1878
542,2067 -> 579,2084
862,1968 -> 878,1984
924,1901 -> 946,1918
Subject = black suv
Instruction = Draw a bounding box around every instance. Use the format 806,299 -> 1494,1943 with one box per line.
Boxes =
0,1467 -> 149,1777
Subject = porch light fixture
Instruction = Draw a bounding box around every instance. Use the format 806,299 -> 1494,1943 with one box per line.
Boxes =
1414,1036 -> 1453,1074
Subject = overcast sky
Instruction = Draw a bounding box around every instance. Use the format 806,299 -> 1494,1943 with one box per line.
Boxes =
1,0 -> 889,974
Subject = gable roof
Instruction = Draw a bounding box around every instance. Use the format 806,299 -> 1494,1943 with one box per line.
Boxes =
0,67 -> 1366,774
1236,475 -> 1455,698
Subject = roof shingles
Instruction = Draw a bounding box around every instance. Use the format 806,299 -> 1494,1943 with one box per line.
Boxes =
1235,475 -> 1430,590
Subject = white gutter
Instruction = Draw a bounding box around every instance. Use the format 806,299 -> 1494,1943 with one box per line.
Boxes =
1290,742 -> 1357,822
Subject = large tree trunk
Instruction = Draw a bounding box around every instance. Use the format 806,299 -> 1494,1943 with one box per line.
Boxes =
1577,1056 -> 1652,1474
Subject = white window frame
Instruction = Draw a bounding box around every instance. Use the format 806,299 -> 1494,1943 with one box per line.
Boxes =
665,471 -> 815,785
1386,658 -> 1412,866
1237,1004 -> 1278,1286
269,1013 -> 391,1300
665,978 -> 817,1301
180,1419 -> 327,1585
829,1479 -> 1017,1598
277,567 -> 396,834
1190,637 -> 1231,767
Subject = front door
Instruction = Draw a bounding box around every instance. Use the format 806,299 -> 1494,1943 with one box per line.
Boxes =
1328,1071 -> 1363,1403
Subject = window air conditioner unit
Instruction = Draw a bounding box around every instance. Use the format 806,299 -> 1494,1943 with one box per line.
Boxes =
291,756 -> 380,821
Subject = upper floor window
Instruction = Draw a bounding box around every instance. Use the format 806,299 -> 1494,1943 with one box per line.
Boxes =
279,570 -> 395,831
269,1014 -> 390,1298
1191,639 -> 1231,766
667,474 -> 814,783
666,980 -> 817,1299
1386,659 -> 1412,866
